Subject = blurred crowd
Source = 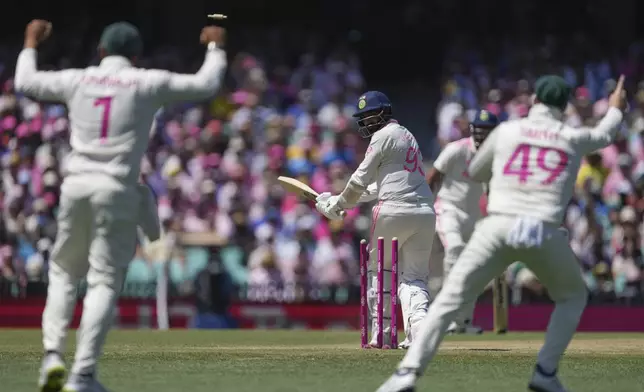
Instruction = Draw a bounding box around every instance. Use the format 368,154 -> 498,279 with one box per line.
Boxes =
0,30 -> 374,299
2,26 -> 644,304
438,36 -> 644,303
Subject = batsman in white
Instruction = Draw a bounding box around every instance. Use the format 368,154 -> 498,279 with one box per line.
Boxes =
14,19 -> 227,392
426,109 -> 499,335
376,74 -> 628,392
315,91 -> 435,348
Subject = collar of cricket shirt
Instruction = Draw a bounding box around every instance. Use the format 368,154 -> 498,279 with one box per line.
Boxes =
528,103 -> 564,121
99,56 -> 133,69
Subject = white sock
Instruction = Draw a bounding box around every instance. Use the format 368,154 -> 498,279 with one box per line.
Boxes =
537,294 -> 587,373
71,267 -> 124,375
42,262 -> 79,354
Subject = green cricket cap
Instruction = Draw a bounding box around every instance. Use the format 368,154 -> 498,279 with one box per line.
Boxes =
99,22 -> 143,58
534,75 -> 572,110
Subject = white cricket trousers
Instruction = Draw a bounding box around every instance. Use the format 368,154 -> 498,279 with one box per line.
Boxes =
435,207 -> 477,326
368,200 -> 436,345
400,214 -> 587,374
43,173 -> 140,376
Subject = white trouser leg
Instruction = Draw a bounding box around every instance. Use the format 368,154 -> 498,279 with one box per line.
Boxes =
43,186 -> 92,354
368,273 -> 392,346
523,230 -> 588,374
398,280 -> 431,342
71,179 -> 139,376
399,217 -> 511,372
438,215 -> 478,328
42,263 -> 82,353
368,203 -> 436,346
398,225 -> 434,342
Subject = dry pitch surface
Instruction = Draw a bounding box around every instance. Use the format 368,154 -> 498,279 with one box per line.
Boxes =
1,330 -> 643,391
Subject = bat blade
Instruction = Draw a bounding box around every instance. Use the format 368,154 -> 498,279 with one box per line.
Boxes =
277,176 -> 346,217
277,176 -> 319,201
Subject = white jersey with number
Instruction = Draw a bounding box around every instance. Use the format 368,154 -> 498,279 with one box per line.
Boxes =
432,137 -> 483,218
349,121 -> 433,203
468,104 -> 623,224
14,44 -> 226,184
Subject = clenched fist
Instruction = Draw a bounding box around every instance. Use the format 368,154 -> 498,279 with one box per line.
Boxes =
608,75 -> 628,112
200,26 -> 226,47
25,19 -> 52,48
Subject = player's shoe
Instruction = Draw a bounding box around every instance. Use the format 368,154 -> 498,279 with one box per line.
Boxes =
528,365 -> 569,392
375,368 -> 418,392
62,374 -> 109,392
39,352 -> 67,392
447,321 -> 483,335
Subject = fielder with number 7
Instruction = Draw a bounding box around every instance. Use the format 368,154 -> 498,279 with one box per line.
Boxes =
377,74 -> 628,392
15,19 -> 227,392
315,91 -> 435,349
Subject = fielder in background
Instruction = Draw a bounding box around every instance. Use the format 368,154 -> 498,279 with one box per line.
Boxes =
376,75 -> 628,392
15,19 -> 227,392
426,109 -> 499,335
316,91 -> 435,349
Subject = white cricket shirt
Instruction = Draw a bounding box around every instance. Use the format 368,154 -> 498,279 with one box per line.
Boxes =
14,43 -> 226,184
468,104 -> 623,224
433,137 -> 483,217
349,121 -> 433,203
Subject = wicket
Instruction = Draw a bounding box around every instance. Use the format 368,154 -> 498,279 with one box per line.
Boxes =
359,237 -> 398,349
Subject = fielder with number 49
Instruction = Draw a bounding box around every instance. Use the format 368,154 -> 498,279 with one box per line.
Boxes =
377,75 -> 628,392
315,91 -> 435,349
15,19 -> 227,392
426,109 -> 499,335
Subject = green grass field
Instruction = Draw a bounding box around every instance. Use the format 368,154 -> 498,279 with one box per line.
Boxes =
1,330 -> 643,391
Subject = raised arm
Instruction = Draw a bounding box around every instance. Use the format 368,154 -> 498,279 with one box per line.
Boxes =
574,75 -> 627,154
156,26 -> 227,103
14,20 -> 79,102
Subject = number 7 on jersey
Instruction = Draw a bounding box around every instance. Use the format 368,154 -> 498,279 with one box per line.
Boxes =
94,96 -> 113,141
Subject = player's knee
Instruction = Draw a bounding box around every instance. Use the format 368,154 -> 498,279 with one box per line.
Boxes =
564,286 -> 588,308
86,265 -> 126,292
550,275 -> 588,306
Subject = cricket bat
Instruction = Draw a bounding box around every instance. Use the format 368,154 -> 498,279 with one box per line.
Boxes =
277,176 -> 346,217
492,276 -> 508,334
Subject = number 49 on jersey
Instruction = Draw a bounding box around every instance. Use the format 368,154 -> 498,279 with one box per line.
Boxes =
502,144 -> 568,185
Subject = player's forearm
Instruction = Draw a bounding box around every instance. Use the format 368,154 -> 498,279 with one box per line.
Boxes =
338,179 -> 366,209
166,43 -> 227,101
426,168 -> 444,193
587,107 -> 624,149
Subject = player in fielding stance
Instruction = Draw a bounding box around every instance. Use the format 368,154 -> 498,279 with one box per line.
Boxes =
316,91 -> 435,348
376,75 -> 627,392
426,109 -> 499,334
15,20 -> 227,392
